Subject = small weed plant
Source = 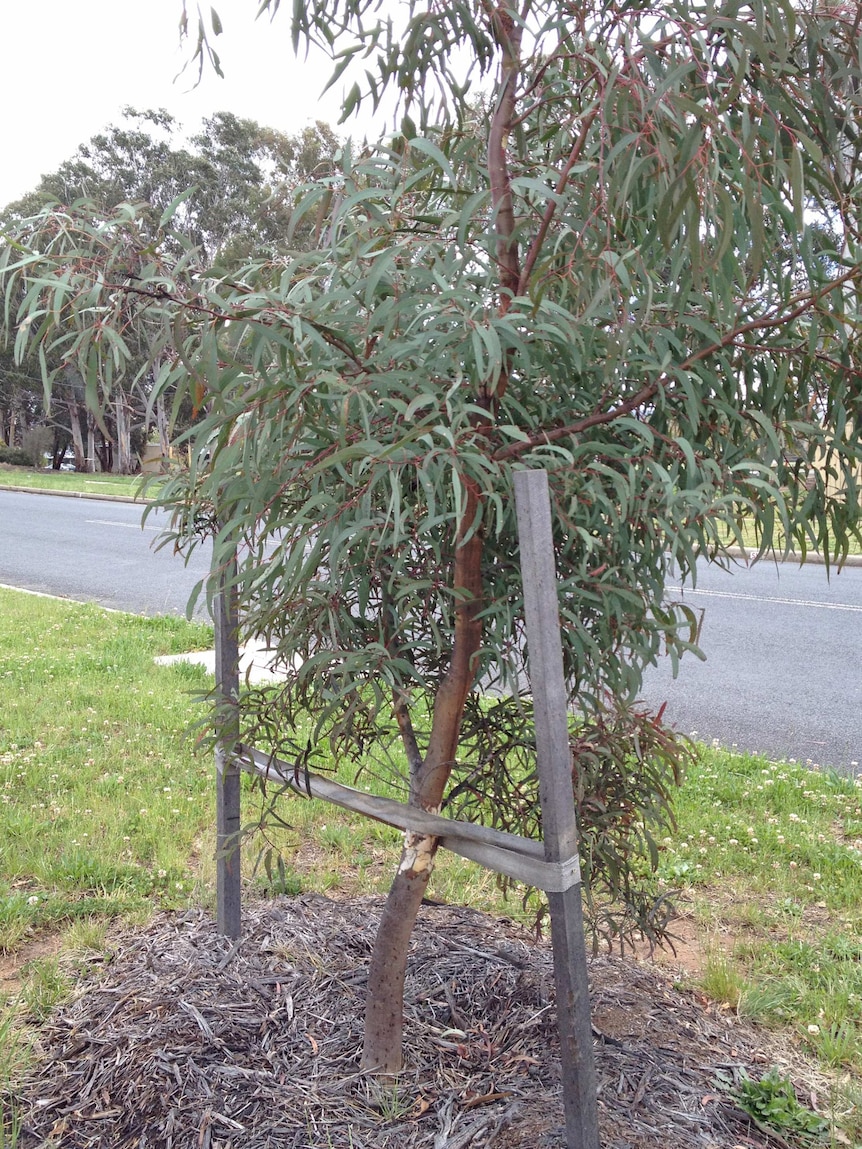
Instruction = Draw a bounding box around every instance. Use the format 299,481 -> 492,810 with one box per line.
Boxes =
0,1100 -> 20,1149
732,1067 -> 829,1145
0,1010 -> 28,1149
18,958 -> 69,1023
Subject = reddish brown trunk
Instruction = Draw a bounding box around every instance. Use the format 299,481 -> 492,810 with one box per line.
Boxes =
361,482 -> 485,1072
361,833 -> 438,1072
362,0 -> 519,1078
486,0 -> 522,314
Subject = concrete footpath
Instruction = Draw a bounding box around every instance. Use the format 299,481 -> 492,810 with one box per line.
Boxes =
154,638 -> 294,685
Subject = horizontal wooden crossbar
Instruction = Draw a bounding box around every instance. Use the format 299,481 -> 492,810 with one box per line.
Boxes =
237,744 -> 581,893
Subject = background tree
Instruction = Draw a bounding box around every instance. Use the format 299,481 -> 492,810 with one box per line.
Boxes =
3,0 -> 861,1076
0,344 -> 41,450
5,108 -> 339,264
1,109 -> 339,469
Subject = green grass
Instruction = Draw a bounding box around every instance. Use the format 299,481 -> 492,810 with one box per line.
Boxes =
1,586 -> 862,1143
0,466 -> 150,498
720,516 -> 862,558
665,745 -> 862,1105
0,588 -> 214,950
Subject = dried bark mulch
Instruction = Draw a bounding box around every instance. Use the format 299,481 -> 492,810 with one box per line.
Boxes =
10,895 -> 825,1147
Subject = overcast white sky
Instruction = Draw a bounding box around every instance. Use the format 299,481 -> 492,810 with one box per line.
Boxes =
0,0 -> 388,207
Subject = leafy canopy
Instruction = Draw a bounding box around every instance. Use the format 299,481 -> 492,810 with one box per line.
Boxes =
2,0 -> 862,939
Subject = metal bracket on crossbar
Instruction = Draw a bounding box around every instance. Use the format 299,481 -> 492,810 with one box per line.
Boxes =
238,744 -> 581,894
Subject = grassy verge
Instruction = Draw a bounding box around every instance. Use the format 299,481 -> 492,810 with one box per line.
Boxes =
663,747 -> 862,1068
0,590 -> 214,948
0,589 -> 216,1140
0,588 -> 860,1142
721,517 -> 862,558
0,467 -> 149,498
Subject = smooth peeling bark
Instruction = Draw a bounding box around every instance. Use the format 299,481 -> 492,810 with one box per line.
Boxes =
361,832 -> 439,1072
363,0 -> 517,1075
361,483 -> 485,1072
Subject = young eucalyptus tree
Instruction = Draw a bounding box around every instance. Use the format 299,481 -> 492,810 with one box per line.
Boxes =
3,0 -> 862,1073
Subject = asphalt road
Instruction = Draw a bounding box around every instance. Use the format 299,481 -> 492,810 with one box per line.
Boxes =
2,488 -> 860,771
640,557 -> 862,773
0,489 -> 212,617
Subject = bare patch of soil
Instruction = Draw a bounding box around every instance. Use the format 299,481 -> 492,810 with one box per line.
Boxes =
0,932 -> 64,999
630,913 -> 713,980
7,896 -> 834,1148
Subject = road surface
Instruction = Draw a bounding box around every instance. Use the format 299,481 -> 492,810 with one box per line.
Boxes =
0,489 -> 211,617
641,557 -> 862,773
2,488 -> 860,770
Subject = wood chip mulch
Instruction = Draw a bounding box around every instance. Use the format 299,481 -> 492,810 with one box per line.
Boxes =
9,895 -> 824,1148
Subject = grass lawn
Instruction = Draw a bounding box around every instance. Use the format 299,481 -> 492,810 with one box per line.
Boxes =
665,748 -> 862,1073
721,516 -> 862,559
0,587 -> 861,1142
0,590 -> 214,951
0,466 -> 151,499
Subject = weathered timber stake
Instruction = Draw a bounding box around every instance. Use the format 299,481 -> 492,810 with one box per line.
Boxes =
514,468 -> 600,1149
214,546 -> 241,939
238,744 -> 581,891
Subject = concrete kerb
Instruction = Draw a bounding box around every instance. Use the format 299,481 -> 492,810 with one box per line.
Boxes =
0,483 -> 140,504
725,545 -> 862,568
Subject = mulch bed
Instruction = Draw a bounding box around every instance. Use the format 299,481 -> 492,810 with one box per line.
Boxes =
11,895 -> 822,1147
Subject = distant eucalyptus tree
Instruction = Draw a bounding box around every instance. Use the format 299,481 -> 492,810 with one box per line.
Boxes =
1,109 -> 339,469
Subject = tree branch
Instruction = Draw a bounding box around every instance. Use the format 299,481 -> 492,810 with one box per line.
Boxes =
103,280 -> 369,371
418,477 -> 484,808
494,268 -> 862,463
484,0 -> 523,310
518,105 -> 599,297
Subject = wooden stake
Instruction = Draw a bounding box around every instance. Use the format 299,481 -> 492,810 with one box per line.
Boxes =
214,546 -> 241,939
514,468 -> 600,1149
